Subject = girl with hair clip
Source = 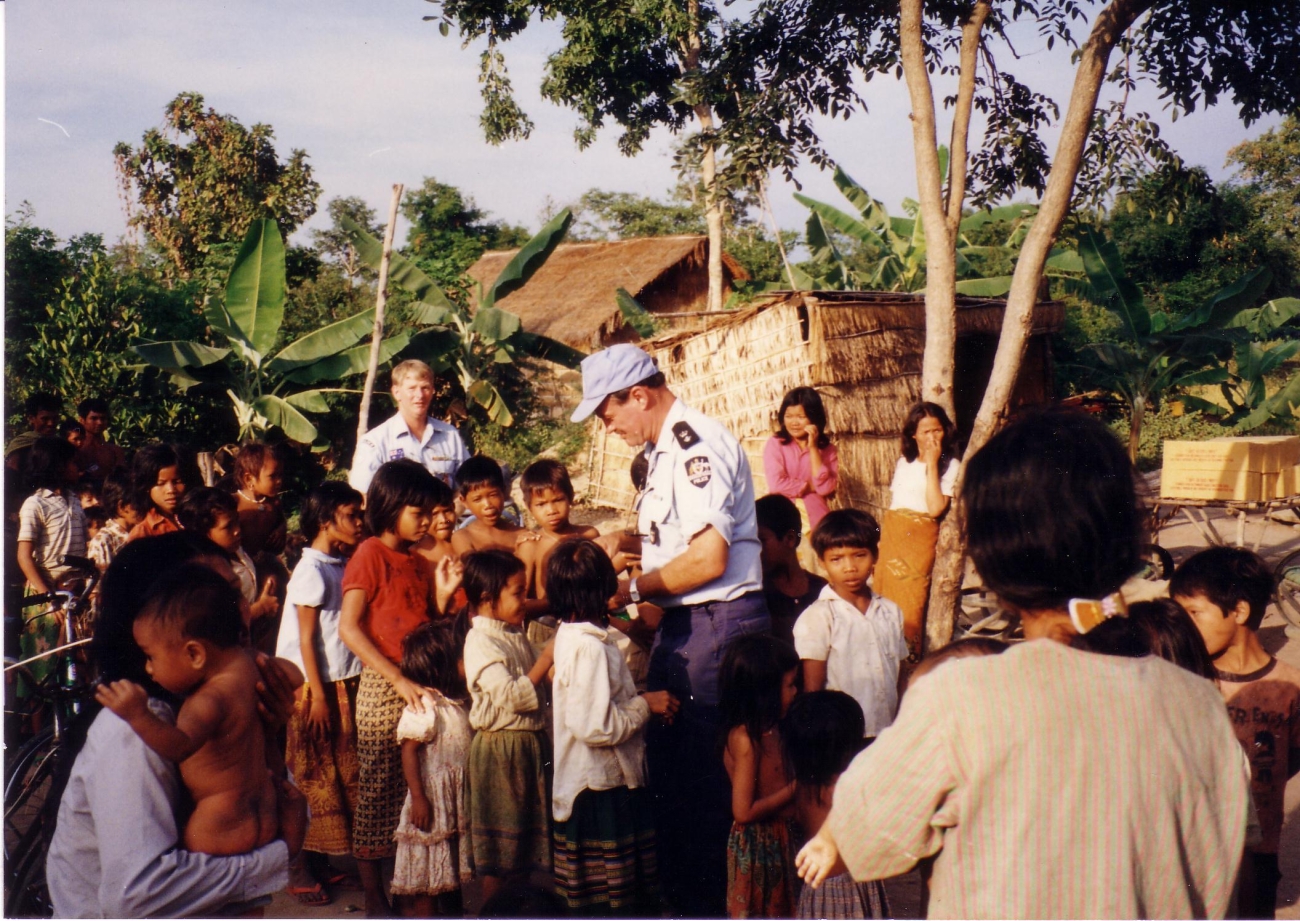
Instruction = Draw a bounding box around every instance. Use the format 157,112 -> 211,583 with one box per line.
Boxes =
547,540 -> 679,916
875,401 -> 961,659
763,387 -> 839,531
796,410 -> 1253,920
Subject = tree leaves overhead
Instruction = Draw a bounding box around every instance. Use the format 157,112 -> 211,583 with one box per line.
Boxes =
112,92 -> 320,281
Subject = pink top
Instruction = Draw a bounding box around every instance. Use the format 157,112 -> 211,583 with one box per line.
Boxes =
762,435 -> 839,528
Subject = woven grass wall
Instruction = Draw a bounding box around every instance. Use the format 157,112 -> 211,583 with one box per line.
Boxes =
585,293 -> 1061,516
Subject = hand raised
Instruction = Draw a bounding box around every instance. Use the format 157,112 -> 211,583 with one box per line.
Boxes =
95,679 -> 150,722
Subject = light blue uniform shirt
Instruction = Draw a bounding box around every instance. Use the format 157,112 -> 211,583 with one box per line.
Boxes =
638,398 -> 763,607
348,412 -> 469,494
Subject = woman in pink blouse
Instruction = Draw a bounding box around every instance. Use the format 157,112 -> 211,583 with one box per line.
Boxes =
763,387 -> 838,529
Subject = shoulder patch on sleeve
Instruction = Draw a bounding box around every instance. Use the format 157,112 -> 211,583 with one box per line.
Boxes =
684,455 -> 713,488
672,422 -> 700,449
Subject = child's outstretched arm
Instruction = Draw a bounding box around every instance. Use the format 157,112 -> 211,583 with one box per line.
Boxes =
796,825 -> 847,889
726,727 -> 795,824
95,680 -> 222,763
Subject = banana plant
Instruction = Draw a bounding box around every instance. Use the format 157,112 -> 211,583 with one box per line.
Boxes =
1075,230 -> 1300,459
342,209 -> 584,427
793,153 -> 1081,296
132,220 -> 409,444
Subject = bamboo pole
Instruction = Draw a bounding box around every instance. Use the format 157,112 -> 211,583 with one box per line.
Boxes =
357,183 -> 404,443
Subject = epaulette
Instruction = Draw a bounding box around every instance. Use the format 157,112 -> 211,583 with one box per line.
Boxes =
672,421 -> 700,449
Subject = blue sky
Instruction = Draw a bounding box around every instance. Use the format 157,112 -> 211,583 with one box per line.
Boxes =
5,1 -> 1281,250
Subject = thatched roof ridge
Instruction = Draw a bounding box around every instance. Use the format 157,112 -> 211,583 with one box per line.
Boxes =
467,236 -> 748,348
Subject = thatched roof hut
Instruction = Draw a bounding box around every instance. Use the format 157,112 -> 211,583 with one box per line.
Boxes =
466,236 -> 749,349
586,291 -> 1065,514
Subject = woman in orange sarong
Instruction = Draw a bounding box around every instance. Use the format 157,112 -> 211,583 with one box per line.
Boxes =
875,403 -> 960,660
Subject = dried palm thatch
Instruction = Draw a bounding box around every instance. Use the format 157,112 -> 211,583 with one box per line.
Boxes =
586,292 -> 1065,513
466,236 -> 749,349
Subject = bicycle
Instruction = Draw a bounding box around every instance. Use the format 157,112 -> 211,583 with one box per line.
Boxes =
3,556 -> 99,918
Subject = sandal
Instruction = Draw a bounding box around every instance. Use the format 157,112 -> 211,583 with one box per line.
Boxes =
287,884 -> 332,906
321,869 -> 363,891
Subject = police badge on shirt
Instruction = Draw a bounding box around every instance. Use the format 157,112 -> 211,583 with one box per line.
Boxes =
685,455 -> 712,488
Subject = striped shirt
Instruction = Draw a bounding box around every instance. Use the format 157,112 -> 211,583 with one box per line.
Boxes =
87,518 -> 129,571
17,489 -> 87,587
827,640 -> 1250,919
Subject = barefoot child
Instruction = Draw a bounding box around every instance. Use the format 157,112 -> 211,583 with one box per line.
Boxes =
548,540 -> 679,915
277,481 -> 366,904
96,563 -> 304,856
793,509 -> 908,739
338,460 -> 463,917
782,691 -> 887,919
450,456 -> 522,555
391,621 -> 474,916
720,633 -> 801,919
463,549 -> 555,903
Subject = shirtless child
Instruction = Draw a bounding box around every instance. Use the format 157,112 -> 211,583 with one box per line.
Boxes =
449,455 -> 522,555
414,474 -> 460,568
96,562 -> 304,856
515,460 -> 600,606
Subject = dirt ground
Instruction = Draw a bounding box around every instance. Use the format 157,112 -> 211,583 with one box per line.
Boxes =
266,499 -> 1300,919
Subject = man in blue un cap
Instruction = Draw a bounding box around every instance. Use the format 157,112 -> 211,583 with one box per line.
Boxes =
573,343 -> 770,918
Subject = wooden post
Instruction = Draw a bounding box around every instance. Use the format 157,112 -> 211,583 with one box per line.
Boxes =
357,183 -> 404,443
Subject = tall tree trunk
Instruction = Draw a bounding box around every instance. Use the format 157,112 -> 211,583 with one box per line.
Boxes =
923,0 -> 1154,649
684,0 -> 725,312
357,183 -> 403,442
901,0 -> 958,418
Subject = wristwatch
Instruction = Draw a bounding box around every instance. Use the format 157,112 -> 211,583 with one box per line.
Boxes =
628,578 -> 642,604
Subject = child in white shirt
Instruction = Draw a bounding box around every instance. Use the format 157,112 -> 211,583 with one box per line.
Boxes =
793,509 -> 908,738
548,540 -> 678,916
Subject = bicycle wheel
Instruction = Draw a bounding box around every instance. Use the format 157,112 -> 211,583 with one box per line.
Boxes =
5,824 -> 53,918
1274,550 -> 1300,632
3,730 -> 56,862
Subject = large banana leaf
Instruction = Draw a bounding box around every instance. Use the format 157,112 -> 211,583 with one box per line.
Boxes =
470,307 -> 522,343
340,214 -> 457,311
282,333 -> 411,384
958,204 -> 1038,233
955,277 -> 1013,297
466,379 -> 515,426
1079,230 -> 1149,340
616,288 -> 657,339
513,332 -> 586,369
483,208 -> 572,309
1045,248 -> 1084,273
132,339 -> 231,370
265,309 -> 379,374
251,394 -> 318,444
1175,267 -> 1273,331
1226,297 -> 1300,337
282,390 -> 333,413
225,220 -> 286,360
795,195 -> 880,248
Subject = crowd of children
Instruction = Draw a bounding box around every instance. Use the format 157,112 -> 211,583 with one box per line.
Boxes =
14,374 -> 1300,919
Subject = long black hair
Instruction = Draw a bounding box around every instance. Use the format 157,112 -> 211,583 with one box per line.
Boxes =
719,633 -> 799,746
775,387 -> 830,449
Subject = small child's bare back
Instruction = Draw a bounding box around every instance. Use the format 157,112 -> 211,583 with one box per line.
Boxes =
176,651 -> 278,855
97,648 -> 279,857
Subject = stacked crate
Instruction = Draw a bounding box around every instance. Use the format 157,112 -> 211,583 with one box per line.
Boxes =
1160,436 -> 1300,501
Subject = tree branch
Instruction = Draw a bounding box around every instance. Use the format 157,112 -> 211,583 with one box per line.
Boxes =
946,1 -> 990,236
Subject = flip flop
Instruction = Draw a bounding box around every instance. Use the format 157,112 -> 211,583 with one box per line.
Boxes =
287,884 -> 333,906
321,869 -> 363,891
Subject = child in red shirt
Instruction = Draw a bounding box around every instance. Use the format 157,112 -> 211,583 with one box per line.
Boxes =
338,460 -> 462,917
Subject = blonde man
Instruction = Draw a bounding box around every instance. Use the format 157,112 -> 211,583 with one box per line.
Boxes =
348,361 -> 469,495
